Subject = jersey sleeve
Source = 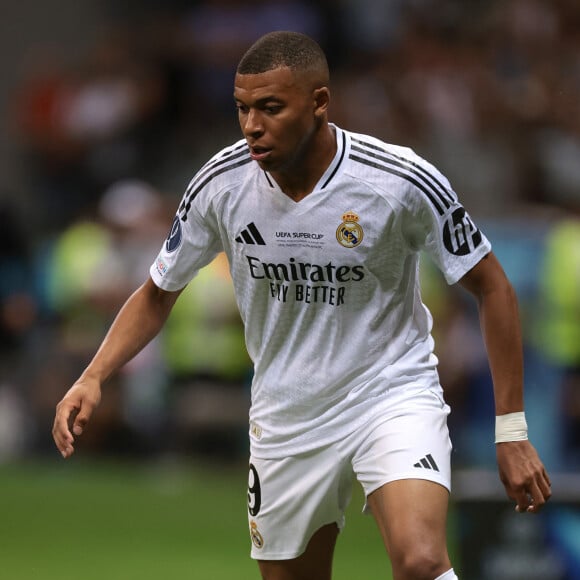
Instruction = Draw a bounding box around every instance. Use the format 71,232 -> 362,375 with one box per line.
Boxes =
403,155 -> 492,285
150,191 -> 223,292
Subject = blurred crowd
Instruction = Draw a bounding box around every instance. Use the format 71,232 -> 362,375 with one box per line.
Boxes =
0,0 -> 578,469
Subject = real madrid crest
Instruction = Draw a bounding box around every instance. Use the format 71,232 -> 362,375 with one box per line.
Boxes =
336,211 -> 363,248
249,520 -> 264,549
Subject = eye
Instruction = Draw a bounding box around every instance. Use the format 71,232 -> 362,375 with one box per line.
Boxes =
264,105 -> 282,115
235,103 -> 249,114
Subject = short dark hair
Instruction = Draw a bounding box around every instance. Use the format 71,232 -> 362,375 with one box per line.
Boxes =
237,31 -> 329,81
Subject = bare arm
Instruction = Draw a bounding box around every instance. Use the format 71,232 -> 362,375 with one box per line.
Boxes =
458,252 -> 551,512
458,252 -> 524,415
52,277 -> 183,458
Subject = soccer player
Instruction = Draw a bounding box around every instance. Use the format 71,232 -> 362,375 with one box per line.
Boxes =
53,31 -> 551,580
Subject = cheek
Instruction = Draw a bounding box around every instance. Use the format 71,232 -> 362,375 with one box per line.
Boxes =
281,113 -> 315,142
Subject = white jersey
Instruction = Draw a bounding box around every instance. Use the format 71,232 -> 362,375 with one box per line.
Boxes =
150,125 -> 491,458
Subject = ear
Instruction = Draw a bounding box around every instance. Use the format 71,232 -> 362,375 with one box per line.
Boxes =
313,86 -> 330,117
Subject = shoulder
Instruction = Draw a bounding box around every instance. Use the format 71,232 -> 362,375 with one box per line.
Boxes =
345,128 -> 414,160
178,139 -> 254,218
343,129 -> 456,215
346,130 -> 443,182
189,138 -> 253,194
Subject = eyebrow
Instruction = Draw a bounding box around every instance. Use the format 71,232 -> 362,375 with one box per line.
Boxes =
233,94 -> 285,106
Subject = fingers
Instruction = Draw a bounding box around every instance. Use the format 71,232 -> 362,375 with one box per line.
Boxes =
52,399 -> 78,459
497,441 -> 551,515
536,468 -> 552,503
511,472 -> 552,514
526,470 -> 552,513
513,488 -> 530,513
52,385 -> 99,459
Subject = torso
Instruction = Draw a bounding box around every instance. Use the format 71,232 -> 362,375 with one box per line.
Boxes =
151,125 -> 491,457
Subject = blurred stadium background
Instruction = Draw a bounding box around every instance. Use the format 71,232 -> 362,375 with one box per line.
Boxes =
0,1 -> 579,578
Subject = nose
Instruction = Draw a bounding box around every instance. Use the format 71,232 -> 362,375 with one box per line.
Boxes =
242,109 -> 264,138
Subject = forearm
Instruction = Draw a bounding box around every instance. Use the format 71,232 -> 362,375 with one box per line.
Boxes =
459,253 -> 526,416
79,278 -> 179,385
464,263 -> 551,511
477,281 -> 525,415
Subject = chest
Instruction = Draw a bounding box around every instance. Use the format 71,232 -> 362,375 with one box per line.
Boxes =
215,182 -> 415,311
222,183 -> 401,267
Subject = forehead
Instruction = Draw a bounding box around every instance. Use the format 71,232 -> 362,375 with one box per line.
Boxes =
234,66 -> 306,102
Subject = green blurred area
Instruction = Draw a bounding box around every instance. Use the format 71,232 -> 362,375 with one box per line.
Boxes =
9,458 -> 580,579
1,459 -> 426,580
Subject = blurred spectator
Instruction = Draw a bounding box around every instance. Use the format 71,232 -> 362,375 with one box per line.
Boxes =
46,179 -> 167,352
35,179 -> 170,455
533,213 -> 580,467
13,31 -> 167,233
163,252 -> 250,385
164,252 -> 252,458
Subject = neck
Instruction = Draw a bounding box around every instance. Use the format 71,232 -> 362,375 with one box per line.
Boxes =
272,125 -> 336,202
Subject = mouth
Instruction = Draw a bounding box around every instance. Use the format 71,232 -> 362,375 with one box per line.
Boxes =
249,145 -> 272,162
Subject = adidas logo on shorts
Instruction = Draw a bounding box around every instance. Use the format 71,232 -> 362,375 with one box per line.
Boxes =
413,453 -> 439,472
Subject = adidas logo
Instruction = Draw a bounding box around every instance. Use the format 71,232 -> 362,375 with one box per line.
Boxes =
413,454 -> 439,472
236,222 -> 266,245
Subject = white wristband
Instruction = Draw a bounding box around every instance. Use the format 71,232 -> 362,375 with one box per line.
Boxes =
495,412 -> 528,443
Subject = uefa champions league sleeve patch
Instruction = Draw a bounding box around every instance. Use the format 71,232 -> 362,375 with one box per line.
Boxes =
165,216 -> 183,253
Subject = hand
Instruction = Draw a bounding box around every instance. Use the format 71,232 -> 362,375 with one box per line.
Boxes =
496,440 -> 551,513
52,379 -> 101,459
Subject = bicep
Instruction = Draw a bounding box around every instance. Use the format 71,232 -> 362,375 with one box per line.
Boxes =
457,251 -> 511,300
141,276 -> 185,317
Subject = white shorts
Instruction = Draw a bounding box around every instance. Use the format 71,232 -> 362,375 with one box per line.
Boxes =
247,390 -> 452,560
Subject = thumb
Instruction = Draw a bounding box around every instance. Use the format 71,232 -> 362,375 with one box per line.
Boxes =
72,401 -> 96,436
